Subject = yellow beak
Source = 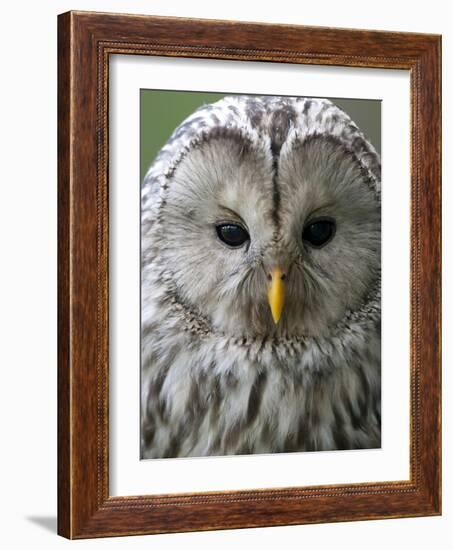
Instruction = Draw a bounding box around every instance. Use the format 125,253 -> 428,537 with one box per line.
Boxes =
267,268 -> 286,324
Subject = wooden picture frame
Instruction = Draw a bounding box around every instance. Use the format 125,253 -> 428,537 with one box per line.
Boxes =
58,10 -> 441,539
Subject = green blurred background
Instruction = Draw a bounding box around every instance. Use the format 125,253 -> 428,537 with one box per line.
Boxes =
140,90 -> 381,180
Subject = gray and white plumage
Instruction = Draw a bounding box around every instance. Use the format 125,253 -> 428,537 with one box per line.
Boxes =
141,95 -> 381,458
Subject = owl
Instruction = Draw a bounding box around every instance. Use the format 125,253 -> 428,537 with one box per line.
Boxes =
141,95 -> 381,459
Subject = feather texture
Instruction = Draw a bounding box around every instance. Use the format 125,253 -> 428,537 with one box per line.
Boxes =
141,96 -> 381,458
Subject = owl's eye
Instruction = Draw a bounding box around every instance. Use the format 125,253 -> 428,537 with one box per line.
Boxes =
303,218 -> 336,248
216,223 -> 250,248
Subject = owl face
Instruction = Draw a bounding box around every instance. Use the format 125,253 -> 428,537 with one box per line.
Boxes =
145,96 -> 381,339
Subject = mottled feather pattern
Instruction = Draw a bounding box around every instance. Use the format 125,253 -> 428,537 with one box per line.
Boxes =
141,96 -> 381,458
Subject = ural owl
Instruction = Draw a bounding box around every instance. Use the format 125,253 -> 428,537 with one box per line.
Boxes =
141,95 -> 381,459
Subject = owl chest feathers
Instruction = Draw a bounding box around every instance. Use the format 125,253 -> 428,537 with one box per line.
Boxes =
141,312 -> 381,459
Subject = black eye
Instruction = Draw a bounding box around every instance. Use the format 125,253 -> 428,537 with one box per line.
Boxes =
302,218 -> 336,248
216,223 -> 250,248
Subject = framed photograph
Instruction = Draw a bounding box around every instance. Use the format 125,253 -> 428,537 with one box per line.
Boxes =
58,11 -> 441,539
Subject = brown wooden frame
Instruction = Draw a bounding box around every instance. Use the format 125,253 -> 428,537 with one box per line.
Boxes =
58,10 -> 441,539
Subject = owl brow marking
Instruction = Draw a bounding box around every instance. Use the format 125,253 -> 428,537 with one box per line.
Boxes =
267,102 -> 297,237
306,202 -> 337,220
217,205 -> 248,228
271,157 -> 281,232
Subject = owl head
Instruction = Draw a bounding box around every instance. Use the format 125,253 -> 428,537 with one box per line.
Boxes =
142,96 -> 381,339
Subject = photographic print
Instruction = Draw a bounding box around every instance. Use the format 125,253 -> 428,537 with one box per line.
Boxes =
58,12 -> 441,537
140,92 -> 381,459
